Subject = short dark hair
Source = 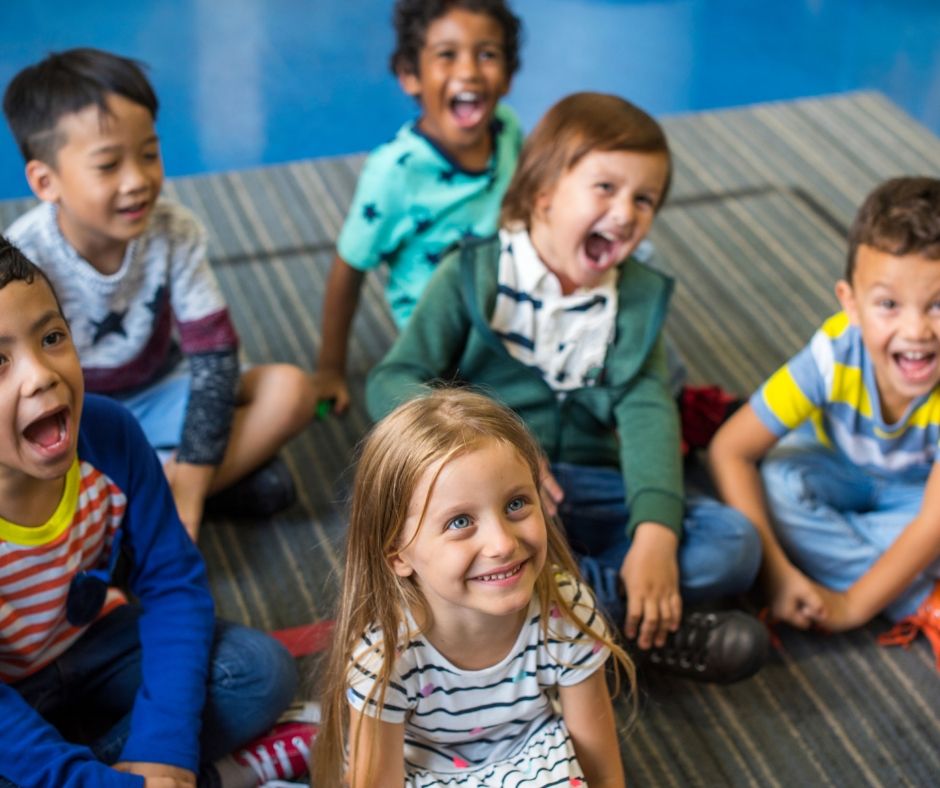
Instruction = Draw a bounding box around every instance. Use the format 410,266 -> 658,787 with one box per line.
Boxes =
846,177 -> 940,281
0,236 -> 64,313
390,0 -> 522,78
3,47 -> 158,165
501,92 -> 671,229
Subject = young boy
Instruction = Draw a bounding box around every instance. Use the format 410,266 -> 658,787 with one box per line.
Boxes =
710,177 -> 940,663
366,93 -> 768,684
3,48 -> 318,539
313,0 -> 523,412
0,238 -> 297,786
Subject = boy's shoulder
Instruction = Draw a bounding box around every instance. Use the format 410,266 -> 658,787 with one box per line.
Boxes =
77,394 -> 154,482
5,198 -> 205,262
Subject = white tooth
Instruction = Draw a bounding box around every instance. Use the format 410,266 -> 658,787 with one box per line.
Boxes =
455,91 -> 479,102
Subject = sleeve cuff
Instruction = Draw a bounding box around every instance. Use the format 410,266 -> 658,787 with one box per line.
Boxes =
626,489 -> 684,537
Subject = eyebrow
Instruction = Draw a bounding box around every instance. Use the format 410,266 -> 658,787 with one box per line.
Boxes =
0,310 -> 63,345
88,135 -> 159,156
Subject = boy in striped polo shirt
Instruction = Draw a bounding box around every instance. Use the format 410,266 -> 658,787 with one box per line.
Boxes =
0,239 -> 297,787
711,177 -> 940,665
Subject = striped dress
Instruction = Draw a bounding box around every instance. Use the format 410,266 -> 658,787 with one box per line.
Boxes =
347,574 -> 610,787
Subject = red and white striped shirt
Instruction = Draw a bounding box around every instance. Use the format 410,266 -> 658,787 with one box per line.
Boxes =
0,460 -> 127,682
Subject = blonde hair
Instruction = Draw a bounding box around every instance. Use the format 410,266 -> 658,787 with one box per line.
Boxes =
500,91 -> 671,230
312,387 -> 634,786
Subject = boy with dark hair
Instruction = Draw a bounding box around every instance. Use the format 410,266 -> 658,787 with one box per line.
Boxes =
313,0 -> 524,412
0,237 -> 297,787
3,48 -> 318,539
711,177 -> 940,664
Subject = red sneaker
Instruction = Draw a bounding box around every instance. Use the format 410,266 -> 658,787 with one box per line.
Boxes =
878,581 -> 940,671
232,720 -> 318,783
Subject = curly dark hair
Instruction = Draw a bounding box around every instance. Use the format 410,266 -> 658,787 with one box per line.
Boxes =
846,177 -> 940,280
3,47 -> 157,165
390,0 -> 522,78
0,236 -> 64,313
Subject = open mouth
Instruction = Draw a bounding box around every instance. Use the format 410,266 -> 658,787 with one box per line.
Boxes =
584,231 -> 623,269
449,91 -> 486,129
893,350 -> 938,384
23,407 -> 69,453
116,200 -> 150,220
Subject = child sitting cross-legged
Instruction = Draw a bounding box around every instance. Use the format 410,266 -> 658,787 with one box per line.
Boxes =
366,92 -> 769,682
314,388 -> 633,787
313,0 -> 524,412
710,177 -> 940,665
0,238 -> 299,788
3,48 -> 318,540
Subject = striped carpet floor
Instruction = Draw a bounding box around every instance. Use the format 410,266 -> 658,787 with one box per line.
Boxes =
2,90 -> 939,785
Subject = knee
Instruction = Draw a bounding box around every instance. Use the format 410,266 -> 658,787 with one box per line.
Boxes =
210,624 -> 298,715
251,364 -> 318,427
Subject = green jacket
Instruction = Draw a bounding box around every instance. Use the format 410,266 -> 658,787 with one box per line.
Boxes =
366,235 -> 684,536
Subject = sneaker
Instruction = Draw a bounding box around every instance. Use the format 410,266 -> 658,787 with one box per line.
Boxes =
208,456 -> 297,518
642,610 -> 769,684
878,581 -> 940,671
577,555 -> 769,683
232,720 -> 318,784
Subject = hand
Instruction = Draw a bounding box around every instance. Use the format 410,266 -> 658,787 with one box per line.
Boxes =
763,564 -> 826,629
812,584 -> 868,631
620,522 -> 681,649
162,458 -> 213,540
538,457 -> 564,517
310,368 -> 350,414
113,762 -> 196,788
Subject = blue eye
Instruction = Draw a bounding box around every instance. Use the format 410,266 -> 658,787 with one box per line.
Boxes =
447,514 -> 472,530
506,496 -> 529,514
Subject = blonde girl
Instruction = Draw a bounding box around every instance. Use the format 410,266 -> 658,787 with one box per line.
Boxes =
313,387 -> 633,787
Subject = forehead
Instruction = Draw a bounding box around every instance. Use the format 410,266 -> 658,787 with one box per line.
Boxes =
853,244 -> 940,288
571,148 -> 668,180
0,278 -> 62,329
54,94 -> 156,153
423,7 -> 506,45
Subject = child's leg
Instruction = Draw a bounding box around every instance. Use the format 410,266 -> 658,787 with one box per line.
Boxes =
761,438 -> 932,620
553,463 -> 760,601
207,364 -> 317,493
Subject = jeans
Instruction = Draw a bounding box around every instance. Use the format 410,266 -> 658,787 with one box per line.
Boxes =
761,437 -> 940,620
3,605 -> 297,784
552,463 -> 761,602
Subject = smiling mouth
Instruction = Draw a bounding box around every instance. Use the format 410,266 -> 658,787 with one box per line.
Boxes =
117,200 -> 149,217
894,350 -> 938,382
472,561 -> 525,583
23,407 -> 69,451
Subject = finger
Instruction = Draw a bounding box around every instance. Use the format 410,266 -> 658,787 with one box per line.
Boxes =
625,593 -> 644,640
541,469 -> 565,505
637,597 -> 660,650
665,592 -> 682,633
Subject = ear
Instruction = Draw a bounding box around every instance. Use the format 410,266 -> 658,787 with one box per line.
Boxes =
389,551 -> 415,579
397,68 -> 421,98
533,186 -> 553,223
25,159 -> 60,203
835,279 -> 859,324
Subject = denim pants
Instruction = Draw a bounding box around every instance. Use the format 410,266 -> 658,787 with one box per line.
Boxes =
552,463 -> 761,602
3,605 -> 297,783
761,437 -> 940,620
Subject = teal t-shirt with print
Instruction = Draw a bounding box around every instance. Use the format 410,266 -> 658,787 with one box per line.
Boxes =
336,103 -> 523,327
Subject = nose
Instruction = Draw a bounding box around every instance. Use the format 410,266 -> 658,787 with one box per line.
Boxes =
455,49 -> 481,80
21,350 -> 58,397
120,160 -> 150,195
481,517 -> 518,558
611,195 -> 635,227
902,308 -> 932,341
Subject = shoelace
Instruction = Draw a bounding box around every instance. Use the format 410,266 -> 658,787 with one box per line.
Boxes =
878,611 -> 940,671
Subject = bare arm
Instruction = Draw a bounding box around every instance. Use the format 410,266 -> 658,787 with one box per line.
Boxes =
313,255 -> 366,414
709,404 -> 826,627
347,707 -> 405,788
821,463 -> 940,629
559,670 -> 625,788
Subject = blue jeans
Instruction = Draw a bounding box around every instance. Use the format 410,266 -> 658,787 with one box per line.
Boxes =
5,605 -> 296,780
761,437 -> 940,620
552,463 -> 761,602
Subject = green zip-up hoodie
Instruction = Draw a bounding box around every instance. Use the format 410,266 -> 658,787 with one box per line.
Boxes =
366,235 -> 684,537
